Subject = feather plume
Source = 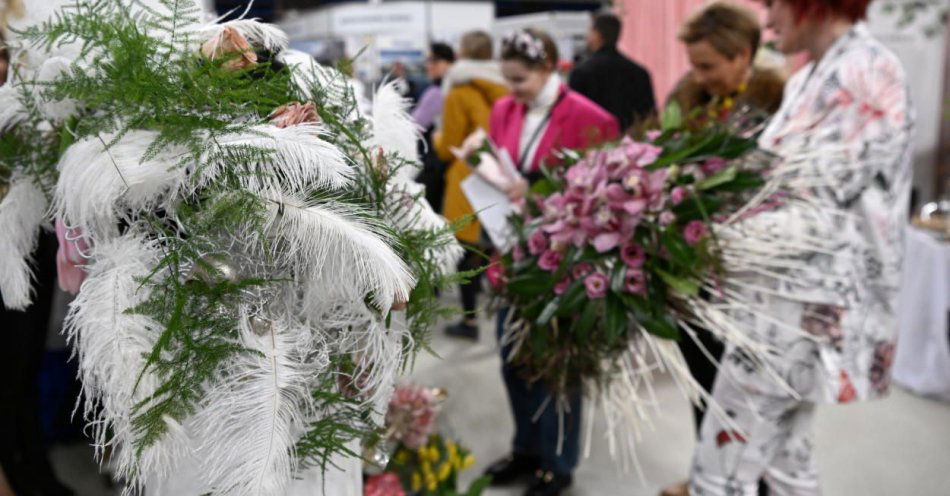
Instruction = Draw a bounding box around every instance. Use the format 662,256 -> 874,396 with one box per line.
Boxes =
192,309 -> 318,496
54,131 -> 189,240
190,19 -> 289,55
0,84 -> 27,131
61,233 -> 179,490
369,81 -> 422,182
0,176 -> 48,310
262,193 -> 414,314
196,124 -> 353,196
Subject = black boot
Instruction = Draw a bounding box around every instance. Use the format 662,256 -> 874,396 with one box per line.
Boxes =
483,453 -> 539,485
445,320 -> 478,340
525,470 -> 572,496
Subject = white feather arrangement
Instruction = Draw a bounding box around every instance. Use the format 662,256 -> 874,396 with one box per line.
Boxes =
0,176 -> 48,310
369,81 -> 422,182
192,308 -> 320,496
262,193 -> 415,314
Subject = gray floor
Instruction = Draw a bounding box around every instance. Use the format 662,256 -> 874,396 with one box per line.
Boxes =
51,311 -> 950,496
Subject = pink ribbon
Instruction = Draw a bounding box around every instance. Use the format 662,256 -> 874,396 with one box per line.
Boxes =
55,218 -> 90,294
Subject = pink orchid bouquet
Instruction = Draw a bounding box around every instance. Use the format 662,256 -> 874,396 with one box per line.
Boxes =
491,129 -> 767,391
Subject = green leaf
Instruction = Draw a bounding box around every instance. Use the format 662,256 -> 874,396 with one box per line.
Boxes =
530,177 -> 558,196
465,476 -> 493,496
661,229 -> 696,267
574,299 -> 599,341
655,268 -> 699,297
556,281 -> 587,317
536,296 -> 562,326
697,166 -> 738,190
661,101 -> 684,130
610,266 -> 626,293
507,272 -> 551,297
643,316 -> 681,340
604,293 -> 627,345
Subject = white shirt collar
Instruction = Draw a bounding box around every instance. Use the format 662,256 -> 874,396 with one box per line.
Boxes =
528,73 -> 562,110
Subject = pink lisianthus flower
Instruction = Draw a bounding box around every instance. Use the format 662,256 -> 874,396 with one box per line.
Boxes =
554,277 -> 572,295
386,385 -> 439,450
671,186 -> 688,206
701,157 -> 728,176
485,259 -> 507,291
624,269 -> 647,295
659,211 -> 676,227
584,272 -> 610,299
538,250 -> 563,272
527,229 -> 549,256
511,243 -> 526,262
572,262 -> 594,280
365,472 -> 406,496
683,220 -> 709,245
620,242 -> 646,269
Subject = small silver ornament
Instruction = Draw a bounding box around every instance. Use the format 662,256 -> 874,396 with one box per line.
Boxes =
187,254 -> 241,284
362,442 -> 391,475
249,315 -> 272,336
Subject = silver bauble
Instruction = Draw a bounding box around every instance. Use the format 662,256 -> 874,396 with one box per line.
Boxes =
187,254 -> 241,284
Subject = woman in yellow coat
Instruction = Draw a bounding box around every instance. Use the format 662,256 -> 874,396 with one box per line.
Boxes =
434,30 -> 508,339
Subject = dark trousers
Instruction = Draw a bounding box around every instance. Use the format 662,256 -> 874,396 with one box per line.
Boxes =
0,230 -> 66,494
677,326 -> 726,432
458,249 -> 484,318
496,309 -> 581,476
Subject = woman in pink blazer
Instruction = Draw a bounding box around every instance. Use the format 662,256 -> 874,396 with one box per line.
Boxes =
482,28 -> 618,496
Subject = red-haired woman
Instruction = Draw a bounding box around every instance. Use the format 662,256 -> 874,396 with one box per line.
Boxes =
689,1 -> 913,495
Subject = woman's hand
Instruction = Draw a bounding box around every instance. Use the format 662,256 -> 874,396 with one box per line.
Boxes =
504,177 -> 529,202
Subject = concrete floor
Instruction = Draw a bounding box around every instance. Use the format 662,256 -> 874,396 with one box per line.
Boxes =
51,312 -> 950,496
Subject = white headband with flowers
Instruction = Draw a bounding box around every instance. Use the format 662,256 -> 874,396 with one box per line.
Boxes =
502,29 -> 546,62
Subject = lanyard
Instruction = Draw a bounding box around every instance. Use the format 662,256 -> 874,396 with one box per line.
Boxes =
517,91 -> 567,171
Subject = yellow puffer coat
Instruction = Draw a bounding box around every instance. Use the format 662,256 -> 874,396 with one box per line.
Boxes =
435,77 -> 509,244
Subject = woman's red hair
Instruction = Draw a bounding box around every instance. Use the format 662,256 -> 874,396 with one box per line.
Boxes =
783,0 -> 872,22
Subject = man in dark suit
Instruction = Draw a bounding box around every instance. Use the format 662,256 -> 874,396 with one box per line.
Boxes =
569,13 -> 656,133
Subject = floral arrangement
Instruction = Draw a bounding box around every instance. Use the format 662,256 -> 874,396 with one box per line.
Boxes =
365,384 -> 488,496
489,126 -> 767,393
0,1 -> 461,494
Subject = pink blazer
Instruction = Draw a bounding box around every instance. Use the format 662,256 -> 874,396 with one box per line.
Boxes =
489,84 -> 619,173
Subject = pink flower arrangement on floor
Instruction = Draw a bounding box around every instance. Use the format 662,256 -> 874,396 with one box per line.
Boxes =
386,384 -> 440,450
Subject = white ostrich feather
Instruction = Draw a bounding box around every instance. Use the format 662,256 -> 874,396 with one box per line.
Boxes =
278,50 -> 369,120
36,56 -> 79,122
0,176 -> 48,310
192,309 -> 318,496
384,183 -> 463,276
54,131 -> 189,240
189,19 -> 289,55
262,194 -> 414,314
0,84 -> 27,132
369,81 -> 422,183
194,124 -> 353,196
61,233 -> 180,490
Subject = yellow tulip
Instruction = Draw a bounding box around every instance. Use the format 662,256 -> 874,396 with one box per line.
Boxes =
438,461 -> 452,481
462,454 -> 475,469
411,472 -> 422,492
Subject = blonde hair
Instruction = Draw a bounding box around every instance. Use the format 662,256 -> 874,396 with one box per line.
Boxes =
678,1 -> 761,60
1,0 -> 25,33
459,30 -> 493,61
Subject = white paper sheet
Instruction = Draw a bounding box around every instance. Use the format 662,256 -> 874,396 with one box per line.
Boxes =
460,173 -> 515,251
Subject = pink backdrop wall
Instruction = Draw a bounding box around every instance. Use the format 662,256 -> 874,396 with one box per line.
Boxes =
615,0 -> 768,105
